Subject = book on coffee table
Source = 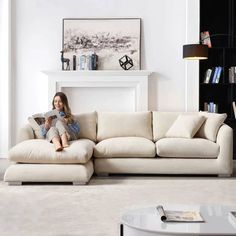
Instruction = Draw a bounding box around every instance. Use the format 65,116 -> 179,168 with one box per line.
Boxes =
229,211 -> 236,227
156,205 -> 204,222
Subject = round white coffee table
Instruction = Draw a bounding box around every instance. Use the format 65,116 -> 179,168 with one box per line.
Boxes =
121,205 -> 236,236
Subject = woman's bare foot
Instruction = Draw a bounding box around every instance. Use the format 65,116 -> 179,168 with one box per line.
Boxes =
55,145 -> 63,152
52,137 -> 63,151
61,133 -> 69,148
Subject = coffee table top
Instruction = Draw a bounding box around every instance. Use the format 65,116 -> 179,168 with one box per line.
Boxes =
121,205 -> 236,235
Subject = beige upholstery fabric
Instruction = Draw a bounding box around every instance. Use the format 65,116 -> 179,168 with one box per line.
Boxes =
17,124 -> 35,143
216,124 -> 233,175
4,160 -> 94,184
74,111 -> 97,142
94,124 -> 233,175
28,117 -> 44,139
156,138 -> 219,158
165,115 -> 206,138
9,139 -> 95,164
94,158 -> 222,175
195,112 -> 227,142
8,111 -> 233,180
152,112 -> 198,141
94,137 -> 156,158
97,112 -> 152,141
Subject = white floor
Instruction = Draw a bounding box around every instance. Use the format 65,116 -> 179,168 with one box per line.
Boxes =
1,159 -> 236,236
0,158 -> 10,180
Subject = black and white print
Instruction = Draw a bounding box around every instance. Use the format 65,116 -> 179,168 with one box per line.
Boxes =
63,18 -> 141,70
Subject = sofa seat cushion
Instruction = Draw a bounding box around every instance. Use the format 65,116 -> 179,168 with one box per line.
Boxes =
94,137 -> 156,158
4,161 -> 94,184
156,138 -> 219,158
9,139 -> 95,164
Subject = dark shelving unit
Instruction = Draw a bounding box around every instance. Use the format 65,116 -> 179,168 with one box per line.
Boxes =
200,0 -> 236,158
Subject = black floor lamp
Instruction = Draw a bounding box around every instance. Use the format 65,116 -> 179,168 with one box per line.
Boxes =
183,44 -> 208,60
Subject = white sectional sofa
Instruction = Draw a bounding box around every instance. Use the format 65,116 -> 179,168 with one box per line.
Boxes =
4,111 -> 233,185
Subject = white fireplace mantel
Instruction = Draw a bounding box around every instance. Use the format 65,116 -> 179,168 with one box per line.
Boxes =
43,70 -> 152,113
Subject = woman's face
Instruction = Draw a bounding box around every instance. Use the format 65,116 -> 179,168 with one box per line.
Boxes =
53,96 -> 64,111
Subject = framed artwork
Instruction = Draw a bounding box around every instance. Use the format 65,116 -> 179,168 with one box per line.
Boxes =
62,18 -> 141,70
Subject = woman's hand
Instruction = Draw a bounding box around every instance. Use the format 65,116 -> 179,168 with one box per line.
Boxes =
45,117 -> 52,130
63,117 -> 69,124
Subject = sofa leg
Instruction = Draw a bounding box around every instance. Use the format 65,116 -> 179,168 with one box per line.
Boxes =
96,173 -> 109,177
218,174 -> 231,177
73,181 -> 87,185
8,181 -> 22,186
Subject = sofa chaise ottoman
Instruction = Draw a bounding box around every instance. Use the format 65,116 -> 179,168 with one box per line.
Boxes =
4,111 -> 233,185
4,112 -> 97,185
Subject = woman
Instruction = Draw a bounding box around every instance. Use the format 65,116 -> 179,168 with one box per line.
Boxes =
41,92 -> 80,151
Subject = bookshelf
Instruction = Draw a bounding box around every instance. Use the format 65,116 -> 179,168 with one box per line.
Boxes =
200,0 -> 236,158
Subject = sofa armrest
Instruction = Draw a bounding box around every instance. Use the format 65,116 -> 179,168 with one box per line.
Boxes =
216,124 -> 233,175
17,124 -> 35,143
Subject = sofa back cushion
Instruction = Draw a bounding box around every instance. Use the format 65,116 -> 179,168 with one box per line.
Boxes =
74,111 -> 97,142
152,111 -> 198,141
28,111 -> 97,142
28,117 -> 44,139
97,112 -> 152,141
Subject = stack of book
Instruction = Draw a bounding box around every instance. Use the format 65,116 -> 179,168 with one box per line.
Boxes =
78,53 -> 98,70
203,67 -> 223,83
232,102 -> 236,119
229,66 -> 236,83
204,102 -> 218,113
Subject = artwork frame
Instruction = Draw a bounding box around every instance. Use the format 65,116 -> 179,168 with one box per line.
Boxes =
62,18 -> 141,70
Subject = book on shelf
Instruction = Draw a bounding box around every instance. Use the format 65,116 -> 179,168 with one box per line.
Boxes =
200,31 -> 212,48
211,67 -> 219,83
232,102 -> 236,119
229,66 -> 236,83
209,102 -> 218,113
229,67 -> 233,83
214,66 -> 222,83
209,67 -> 217,83
204,102 -> 218,113
78,53 -> 98,70
28,109 -> 62,129
203,69 -> 212,83
204,67 -> 222,84
156,205 -> 204,222
204,102 -> 208,112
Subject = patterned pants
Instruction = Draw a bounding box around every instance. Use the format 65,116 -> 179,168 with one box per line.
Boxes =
46,120 -> 79,142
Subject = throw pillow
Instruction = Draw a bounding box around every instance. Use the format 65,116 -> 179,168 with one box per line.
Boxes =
195,112 -> 227,142
165,115 -> 206,138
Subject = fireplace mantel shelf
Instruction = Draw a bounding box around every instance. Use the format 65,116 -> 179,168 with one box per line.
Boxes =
43,70 -> 152,77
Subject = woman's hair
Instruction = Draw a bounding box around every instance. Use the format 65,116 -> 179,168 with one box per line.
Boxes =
52,92 -> 73,121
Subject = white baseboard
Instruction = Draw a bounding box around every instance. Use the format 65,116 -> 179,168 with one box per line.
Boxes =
0,153 -> 7,159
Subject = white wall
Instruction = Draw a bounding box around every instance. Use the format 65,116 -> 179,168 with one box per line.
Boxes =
10,0 -> 199,147
0,0 -> 11,158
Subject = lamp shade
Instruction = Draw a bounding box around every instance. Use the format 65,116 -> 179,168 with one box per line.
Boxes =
183,44 -> 208,60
